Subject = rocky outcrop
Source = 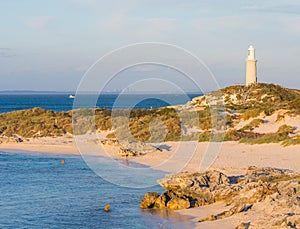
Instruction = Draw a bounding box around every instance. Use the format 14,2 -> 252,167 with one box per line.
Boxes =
166,196 -> 190,210
140,192 -> 159,209
116,141 -> 162,157
140,166 -> 300,228
141,170 -> 230,210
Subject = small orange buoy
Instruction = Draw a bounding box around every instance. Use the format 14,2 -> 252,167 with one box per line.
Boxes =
61,159 -> 65,165
104,204 -> 110,212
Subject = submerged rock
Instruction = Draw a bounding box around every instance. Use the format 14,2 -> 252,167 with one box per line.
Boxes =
104,204 -> 110,212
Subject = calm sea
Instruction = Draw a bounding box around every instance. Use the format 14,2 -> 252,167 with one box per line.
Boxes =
0,93 -> 198,228
0,151 -> 194,228
0,93 -> 201,114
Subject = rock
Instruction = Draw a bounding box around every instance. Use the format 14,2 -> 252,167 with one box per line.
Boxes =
104,204 -> 110,212
223,204 -> 252,218
141,167 -> 300,228
101,139 -> 120,146
118,148 -> 137,157
12,134 -> 23,142
286,215 -> 300,228
154,192 -> 171,208
140,192 -> 159,209
193,190 -> 215,207
198,214 -> 217,223
166,197 -> 190,210
158,170 -> 230,191
235,222 -> 250,229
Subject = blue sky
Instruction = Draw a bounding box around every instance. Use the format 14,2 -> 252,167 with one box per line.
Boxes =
1,0 -> 300,91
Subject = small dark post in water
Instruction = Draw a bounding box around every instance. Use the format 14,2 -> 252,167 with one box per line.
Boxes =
61,159 -> 65,166
104,204 -> 110,212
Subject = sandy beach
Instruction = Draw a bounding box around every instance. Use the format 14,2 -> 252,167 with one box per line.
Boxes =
1,135 -> 300,228
2,137 -> 299,174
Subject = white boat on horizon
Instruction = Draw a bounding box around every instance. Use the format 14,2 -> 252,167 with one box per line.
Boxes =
69,94 -> 75,99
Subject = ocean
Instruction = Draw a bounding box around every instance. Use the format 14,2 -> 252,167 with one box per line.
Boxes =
0,151 -> 194,229
0,93 -> 199,228
0,93 -> 201,114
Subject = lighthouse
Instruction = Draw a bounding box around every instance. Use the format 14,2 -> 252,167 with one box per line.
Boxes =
246,45 -> 257,86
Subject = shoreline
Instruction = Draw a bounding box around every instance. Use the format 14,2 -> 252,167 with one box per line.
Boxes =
2,139 -> 300,173
1,138 -> 300,228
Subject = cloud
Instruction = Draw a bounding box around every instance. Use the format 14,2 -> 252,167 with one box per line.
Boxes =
242,3 -> 300,15
0,48 -> 15,58
25,16 -> 52,30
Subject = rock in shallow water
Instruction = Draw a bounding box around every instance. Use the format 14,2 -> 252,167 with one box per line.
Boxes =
166,197 -> 190,210
140,192 -> 159,209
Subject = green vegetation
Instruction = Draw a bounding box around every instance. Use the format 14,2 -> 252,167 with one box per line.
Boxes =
240,118 -> 264,131
220,83 -> 300,114
240,108 -> 262,121
281,138 -> 300,147
0,108 -> 72,138
239,125 -> 294,145
0,84 -> 299,146
198,131 -> 211,142
105,132 -> 116,139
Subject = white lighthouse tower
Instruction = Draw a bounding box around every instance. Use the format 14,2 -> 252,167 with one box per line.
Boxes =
246,45 -> 257,86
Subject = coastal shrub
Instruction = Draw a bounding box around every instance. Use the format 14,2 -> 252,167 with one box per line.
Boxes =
250,118 -> 265,128
239,132 -> 289,145
239,125 -> 294,145
198,131 -> 211,142
276,113 -> 285,122
225,115 -> 234,128
263,108 -> 275,116
117,107 -> 183,142
179,111 -> 199,128
0,83 -> 298,142
0,108 -> 73,137
281,138 -> 300,147
224,130 -> 242,141
239,133 -> 282,144
106,132 -> 116,138
240,108 -> 262,120
95,116 -> 112,130
241,118 -> 264,131
198,109 -> 212,130
181,133 -> 199,141
221,83 -> 300,114
289,98 -> 300,111
277,124 -> 294,135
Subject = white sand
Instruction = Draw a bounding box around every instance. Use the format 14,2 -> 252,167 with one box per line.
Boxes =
234,110 -> 300,135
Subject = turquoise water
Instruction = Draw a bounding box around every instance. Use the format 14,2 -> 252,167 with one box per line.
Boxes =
0,151 -> 194,228
0,93 -> 198,228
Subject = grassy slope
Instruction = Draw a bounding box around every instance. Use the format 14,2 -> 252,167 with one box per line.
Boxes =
0,83 -> 299,145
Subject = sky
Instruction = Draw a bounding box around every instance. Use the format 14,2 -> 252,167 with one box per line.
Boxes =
0,0 -> 300,92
